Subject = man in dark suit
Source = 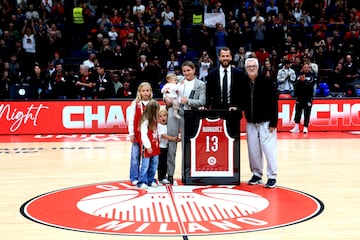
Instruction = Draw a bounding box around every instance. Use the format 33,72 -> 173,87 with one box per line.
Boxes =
205,47 -> 246,139
205,47 -> 246,110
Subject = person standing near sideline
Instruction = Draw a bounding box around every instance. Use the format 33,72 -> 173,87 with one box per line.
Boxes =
164,61 -> 206,184
241,57 -> 278,188
289,63 -> 316,133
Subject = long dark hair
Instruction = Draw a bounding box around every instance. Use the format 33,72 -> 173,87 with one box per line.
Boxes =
140,99 -> 160,130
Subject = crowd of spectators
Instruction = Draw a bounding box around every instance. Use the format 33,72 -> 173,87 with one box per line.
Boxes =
0,0 -> 359,100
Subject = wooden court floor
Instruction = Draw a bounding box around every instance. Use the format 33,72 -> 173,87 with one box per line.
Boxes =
1,131 -> 360,240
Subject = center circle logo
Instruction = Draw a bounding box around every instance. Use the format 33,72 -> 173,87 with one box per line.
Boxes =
20,181 -> 324,236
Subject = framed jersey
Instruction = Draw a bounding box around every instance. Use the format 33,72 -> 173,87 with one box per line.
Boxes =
183,110 -> 241,185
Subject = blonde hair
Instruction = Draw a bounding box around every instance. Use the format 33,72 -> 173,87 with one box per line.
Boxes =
166,73 -> 177,83
134,82 -> 153,102
158,108 -> 168,116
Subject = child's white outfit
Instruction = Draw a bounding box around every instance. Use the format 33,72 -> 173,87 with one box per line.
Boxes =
161,82 -> 181,119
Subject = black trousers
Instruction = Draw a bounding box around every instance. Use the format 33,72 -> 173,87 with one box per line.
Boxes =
294,98 -> 313,127
158,147 -> 168,180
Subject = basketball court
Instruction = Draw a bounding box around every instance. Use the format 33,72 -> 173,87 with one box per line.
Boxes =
1,131 -> 359,240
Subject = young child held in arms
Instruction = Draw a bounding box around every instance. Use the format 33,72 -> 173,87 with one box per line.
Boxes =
138,99 -> 161,189
161,73 -> 181,119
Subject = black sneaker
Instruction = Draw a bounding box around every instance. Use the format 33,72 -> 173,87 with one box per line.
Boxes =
248,175 -> 262,185
265,179 -> 277,188
168,176 -> 174,184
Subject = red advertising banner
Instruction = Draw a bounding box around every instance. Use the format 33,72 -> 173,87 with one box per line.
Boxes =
0,99 -> 359,135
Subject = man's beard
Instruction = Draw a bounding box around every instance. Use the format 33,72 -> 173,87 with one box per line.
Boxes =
247,71 -> 258,80
221,61 -> 230,67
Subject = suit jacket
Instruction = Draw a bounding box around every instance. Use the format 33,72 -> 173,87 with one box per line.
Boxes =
178,77 -> 206,110
206,66 -> 245,109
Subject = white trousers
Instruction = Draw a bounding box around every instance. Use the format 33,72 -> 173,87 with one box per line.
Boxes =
246,121 -> 278,179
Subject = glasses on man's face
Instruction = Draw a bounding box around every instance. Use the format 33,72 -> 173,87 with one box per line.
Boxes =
246,65 -> 258,69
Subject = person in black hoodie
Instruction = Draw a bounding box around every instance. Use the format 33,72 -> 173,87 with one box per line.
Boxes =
241,57 -> 278,188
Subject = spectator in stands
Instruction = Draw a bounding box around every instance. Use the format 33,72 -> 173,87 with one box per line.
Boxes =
49,63 -> 68,99
242,20 -> 254,52
96,11 -> 111,33
117,79 -> 133,98
112,45 -> 125,70
145,3 -> 158,25
290,56 -> 303,75
266,0 -> 279,16
83,52 -> 96,69
269,49 -> 280,70
0,62 -> 11,99
198,50 -> 214,81
148,25 -> 164,55
119,22 -> 135,48
108,26 -> 119,49
28,63 -> 48,99
21,21 -> 37,75
135,22 -> 150,44
0,38 -> 11,63
283,35 -> 295,54
75,64 -> 94,100
342,54 -> 359,96
233,46 -> 246,69
45,60 -> 56,77
8,54 -> 21,84
173,19 -> 185,50
166,52 -> 180,74
161,5 -> 175,40
7,22 -> 21,43
160,38 -> 174,64
132,0 -> 146,20
81,41 -> 97,58
98,37 -> 114,69
199,23 -> 211,54
261,58 -> 278,88
177,44 -> 191,65
46,30 -> 63,62
145,55 -> 163,97
328,61 -> 345,96
51,0 -> 65,24
212,23 -> 228,62
42,0 -> 53,14
277,60 -> 296,96
91,33 -> 103,53
48,23 -> 62,39
255,47 -> 270,66
93,64 -> 113,99
25,4 -> 40,21
251,9 -> 265,24
226,20 -> 244,56
136,54 -> 149,82
137,41 -> 151,59
109,71 -> 123,98
109,9 -> 122,27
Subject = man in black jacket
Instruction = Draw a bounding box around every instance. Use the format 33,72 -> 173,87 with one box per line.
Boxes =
241,57 -> 279,188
